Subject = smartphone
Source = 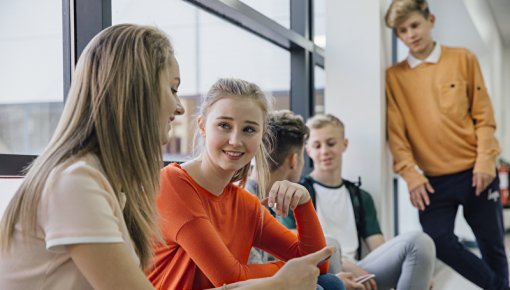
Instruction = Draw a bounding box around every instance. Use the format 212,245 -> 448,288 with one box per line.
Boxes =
354,274 -> 375,284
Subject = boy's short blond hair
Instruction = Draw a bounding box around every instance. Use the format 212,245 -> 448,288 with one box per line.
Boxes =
306,114 -> 345,138
385,0 -> 430,29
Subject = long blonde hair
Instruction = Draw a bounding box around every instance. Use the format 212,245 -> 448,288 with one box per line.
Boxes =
0,24 -> 172,268
195,78 -> 272,199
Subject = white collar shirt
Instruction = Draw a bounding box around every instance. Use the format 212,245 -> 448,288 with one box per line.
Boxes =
407,42 -> 441,69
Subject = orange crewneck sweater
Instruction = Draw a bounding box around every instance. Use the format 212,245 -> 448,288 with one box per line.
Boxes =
147,163 -> 327,290
386,45 -> 500,190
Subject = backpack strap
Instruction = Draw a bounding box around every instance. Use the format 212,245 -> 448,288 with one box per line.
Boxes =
344,177 -> 365,260
300,175 -> 317,208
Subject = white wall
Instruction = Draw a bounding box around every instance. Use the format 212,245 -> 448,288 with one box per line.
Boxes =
462,0 -> 507,161
325,0 -> 394,236
504,49 -> 510,160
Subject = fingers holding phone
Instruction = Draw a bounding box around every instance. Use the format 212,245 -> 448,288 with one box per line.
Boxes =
336,272 -> 364,290
272,246 -> 336,290
354,274 -> 377,290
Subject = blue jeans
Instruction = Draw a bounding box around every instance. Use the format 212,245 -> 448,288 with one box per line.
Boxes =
317,273 -> 345,290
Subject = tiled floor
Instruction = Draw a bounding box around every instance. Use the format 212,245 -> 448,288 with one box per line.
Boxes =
432,234 -> 510,290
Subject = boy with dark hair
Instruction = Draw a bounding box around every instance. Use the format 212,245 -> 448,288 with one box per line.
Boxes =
247,110 -> 360,290
385,0 -> 509,289
246,109 -> 309,264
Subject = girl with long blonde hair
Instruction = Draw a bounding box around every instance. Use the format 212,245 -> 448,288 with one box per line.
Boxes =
0,24 -> 185,289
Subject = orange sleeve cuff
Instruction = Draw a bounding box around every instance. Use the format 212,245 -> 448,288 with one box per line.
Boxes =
294,199 -> 328,273
401,167 -> 428,192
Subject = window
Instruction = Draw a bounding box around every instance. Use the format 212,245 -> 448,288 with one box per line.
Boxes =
240,0 -> 290,28
0,0 -> 64,155
112,0 -> 290,161
0,0 -> 319,173
313,0 -> 326,48
314,66 -> 325,114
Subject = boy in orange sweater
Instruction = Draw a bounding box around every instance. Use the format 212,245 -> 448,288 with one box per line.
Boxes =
385,0 -> 508,289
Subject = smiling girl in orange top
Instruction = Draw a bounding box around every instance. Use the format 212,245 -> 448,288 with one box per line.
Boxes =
148,78 -> 329,290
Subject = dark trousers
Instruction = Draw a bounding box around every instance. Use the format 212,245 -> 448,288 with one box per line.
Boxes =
419,168 -> 509,290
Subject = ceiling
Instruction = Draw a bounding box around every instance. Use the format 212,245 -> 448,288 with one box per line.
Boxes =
488,0 -> 510,47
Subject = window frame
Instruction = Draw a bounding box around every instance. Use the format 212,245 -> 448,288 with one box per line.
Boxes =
0,0 -> 111,176
0,0 -> 323,176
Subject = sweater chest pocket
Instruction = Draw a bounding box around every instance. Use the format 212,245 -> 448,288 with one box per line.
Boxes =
438,81 -> 469,118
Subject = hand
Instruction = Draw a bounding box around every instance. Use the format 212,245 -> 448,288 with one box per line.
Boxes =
472,172 -> 495,196
336,272 -> 365,290
272,246 -> 336,290
268,180 -> 310,217
409,182 -> 435,211
356,274 -> 377,290
341,260 -> 377,290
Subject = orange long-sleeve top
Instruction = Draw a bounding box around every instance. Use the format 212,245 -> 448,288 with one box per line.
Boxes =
147,163 -> 328,290
386,45 -> 500,191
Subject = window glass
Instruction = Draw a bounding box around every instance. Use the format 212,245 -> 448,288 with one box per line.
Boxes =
313,0 -> 326,48
240,0 -> 290,28
112,0 -> 291,162
314,66 -> 325,114
0,0 -> 64,154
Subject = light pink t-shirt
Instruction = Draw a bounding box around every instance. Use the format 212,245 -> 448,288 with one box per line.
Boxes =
0,154 -> 139,289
